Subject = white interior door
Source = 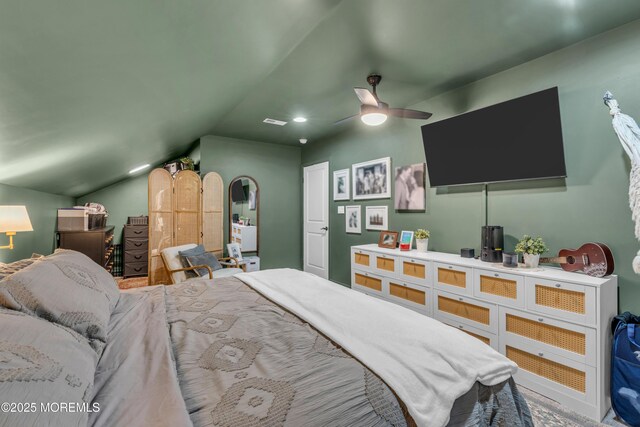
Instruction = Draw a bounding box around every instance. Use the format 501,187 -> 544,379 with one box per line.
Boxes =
303,162 -> 329,279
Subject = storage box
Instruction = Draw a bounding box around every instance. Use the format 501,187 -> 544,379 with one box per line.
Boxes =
57,208 -> 88,231
127,215 -> 148,226
243,256 -> 260,272
88,213 -> 107,230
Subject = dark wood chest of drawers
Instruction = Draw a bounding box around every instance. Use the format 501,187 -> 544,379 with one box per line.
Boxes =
57,226 -> 115,273
123,224 -> 149,278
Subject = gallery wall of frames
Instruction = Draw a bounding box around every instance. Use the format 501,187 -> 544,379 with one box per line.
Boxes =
333,156 -> 426,246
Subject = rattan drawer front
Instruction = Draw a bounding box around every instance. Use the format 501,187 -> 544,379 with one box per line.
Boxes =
506,346 -> 589,394
352,270 -> 385,296
354,272 -> 383,292
500,307 -> 596,366
435,291 -> 497,333
439,319 -> 499,351
374,255 -> 396,273
525,278 -> 596,325
397,257 -> 430,286
354,252 -> 371,269
387,280 -> 430,314
435,263 -> 472,295
473,269 -> 524,308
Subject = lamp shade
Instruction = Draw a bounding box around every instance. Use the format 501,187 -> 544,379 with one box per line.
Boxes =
0,206 -> 33,232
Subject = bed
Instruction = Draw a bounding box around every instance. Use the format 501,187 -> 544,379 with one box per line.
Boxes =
0,250 -> 532,427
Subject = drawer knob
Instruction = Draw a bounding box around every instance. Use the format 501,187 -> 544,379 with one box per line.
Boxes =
458,297 -> 463,301
537,318 -> 544,322
448,266 -> 453,269
494,273 -> 499,277
538,352 -> 544,357
411,259 -> 415,263
458,325 -> 464,329
555,283 -> 562,288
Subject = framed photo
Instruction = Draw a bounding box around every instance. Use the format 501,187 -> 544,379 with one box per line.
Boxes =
395,163 -> 426,211
227,242 -> 243,260
399,230 -> 414,248
378,230 -> 398,249
365,206 -> 388,230
352,157 -> 391,200
333,169 -> 350,201
345,205 -> 361,234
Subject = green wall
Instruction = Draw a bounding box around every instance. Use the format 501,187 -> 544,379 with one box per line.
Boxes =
302,21 -> 640,312
0,183 -> 74,263
200,135 -> 302,270
77,173 -> 149,244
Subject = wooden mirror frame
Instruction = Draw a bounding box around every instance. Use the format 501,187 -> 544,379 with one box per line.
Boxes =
228,175 -> 259,256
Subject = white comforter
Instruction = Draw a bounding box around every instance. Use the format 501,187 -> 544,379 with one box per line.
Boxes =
236,268 -> 518,427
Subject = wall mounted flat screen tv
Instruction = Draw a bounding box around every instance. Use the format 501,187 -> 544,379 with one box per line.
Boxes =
421,87 -> 566,187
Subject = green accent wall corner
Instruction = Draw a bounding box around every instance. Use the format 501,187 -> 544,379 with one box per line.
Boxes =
0,183 -> 74,263
200,135 -> 302,271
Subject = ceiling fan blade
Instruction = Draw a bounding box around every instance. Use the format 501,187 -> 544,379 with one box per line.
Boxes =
354,87 -> 378,106
388,108 -> 432,120
334,114 -> 359,125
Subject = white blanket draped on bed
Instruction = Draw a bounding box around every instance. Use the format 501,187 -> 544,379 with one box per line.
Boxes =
236,268 -> 518,427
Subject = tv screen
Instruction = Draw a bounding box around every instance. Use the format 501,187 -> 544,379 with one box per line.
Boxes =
421,87 -> 566,187
231,180 -> 246,202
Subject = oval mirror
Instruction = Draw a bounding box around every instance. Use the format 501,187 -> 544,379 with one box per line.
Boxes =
228,176 -> 259,257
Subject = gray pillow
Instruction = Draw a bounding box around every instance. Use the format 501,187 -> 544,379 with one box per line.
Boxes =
179,245 -> 222,277
184,252 -> 222,277
0,250 -> 120,354
0,308 -> 98,427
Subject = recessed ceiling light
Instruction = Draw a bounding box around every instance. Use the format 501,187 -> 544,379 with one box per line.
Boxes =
299,139 -> 308,144
129,164 -> 150,174
293,117 -> 307,123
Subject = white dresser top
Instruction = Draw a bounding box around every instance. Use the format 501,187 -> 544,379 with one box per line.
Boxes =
352,244 -> 617,287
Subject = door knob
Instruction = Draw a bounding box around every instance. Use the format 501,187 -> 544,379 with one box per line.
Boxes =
321,226 -> 328,231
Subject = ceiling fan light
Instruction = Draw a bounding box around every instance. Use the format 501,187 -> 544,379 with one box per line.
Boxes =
361,112 -> 388,126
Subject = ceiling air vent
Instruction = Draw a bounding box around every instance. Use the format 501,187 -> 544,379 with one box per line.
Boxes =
263,118 -> 288,126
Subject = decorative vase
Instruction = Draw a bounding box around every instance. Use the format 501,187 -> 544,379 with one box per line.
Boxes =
523,253 -> 540,268
416,238 -> 429,252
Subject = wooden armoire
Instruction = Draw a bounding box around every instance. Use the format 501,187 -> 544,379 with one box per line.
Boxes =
148,169 -> 224,285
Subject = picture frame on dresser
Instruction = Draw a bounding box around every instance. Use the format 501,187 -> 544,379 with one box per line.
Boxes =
378,231 -> 398,248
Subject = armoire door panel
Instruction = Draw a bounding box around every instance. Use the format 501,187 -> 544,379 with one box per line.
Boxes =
203,172 -> 224,254
174,170 -> 202,246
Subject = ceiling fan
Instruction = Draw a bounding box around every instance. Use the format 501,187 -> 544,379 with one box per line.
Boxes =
336,74 -> 433,126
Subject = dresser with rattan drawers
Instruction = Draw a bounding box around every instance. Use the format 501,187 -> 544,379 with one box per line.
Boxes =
350,244 -> 618,422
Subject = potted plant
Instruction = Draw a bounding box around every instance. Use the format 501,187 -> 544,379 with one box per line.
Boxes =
515,235 -> 548,268
415,229 -> 430,252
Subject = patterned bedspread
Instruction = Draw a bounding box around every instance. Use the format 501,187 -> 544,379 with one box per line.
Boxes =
165,277 -> 532,427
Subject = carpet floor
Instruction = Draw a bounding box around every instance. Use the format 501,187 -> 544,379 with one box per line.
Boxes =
520,386 -> 628,427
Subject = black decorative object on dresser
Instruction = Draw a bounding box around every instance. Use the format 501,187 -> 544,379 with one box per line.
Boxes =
123,224 -> 149,278
56,226 -> 115,273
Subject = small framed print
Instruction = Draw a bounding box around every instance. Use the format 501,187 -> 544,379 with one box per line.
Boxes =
378,230 -> 399,249
345,205 -> 361,234
333,169 -> 350,201
365,206 -> 388,231
227,242 -> 243,260
399,230 -> 414,250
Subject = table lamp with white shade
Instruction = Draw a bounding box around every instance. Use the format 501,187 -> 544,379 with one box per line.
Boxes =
0,206 -> 33,250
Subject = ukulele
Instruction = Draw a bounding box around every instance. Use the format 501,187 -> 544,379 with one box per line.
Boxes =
540,243 -> 614,277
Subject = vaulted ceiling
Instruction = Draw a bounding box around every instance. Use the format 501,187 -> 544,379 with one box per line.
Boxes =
2,0 -> 640,196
